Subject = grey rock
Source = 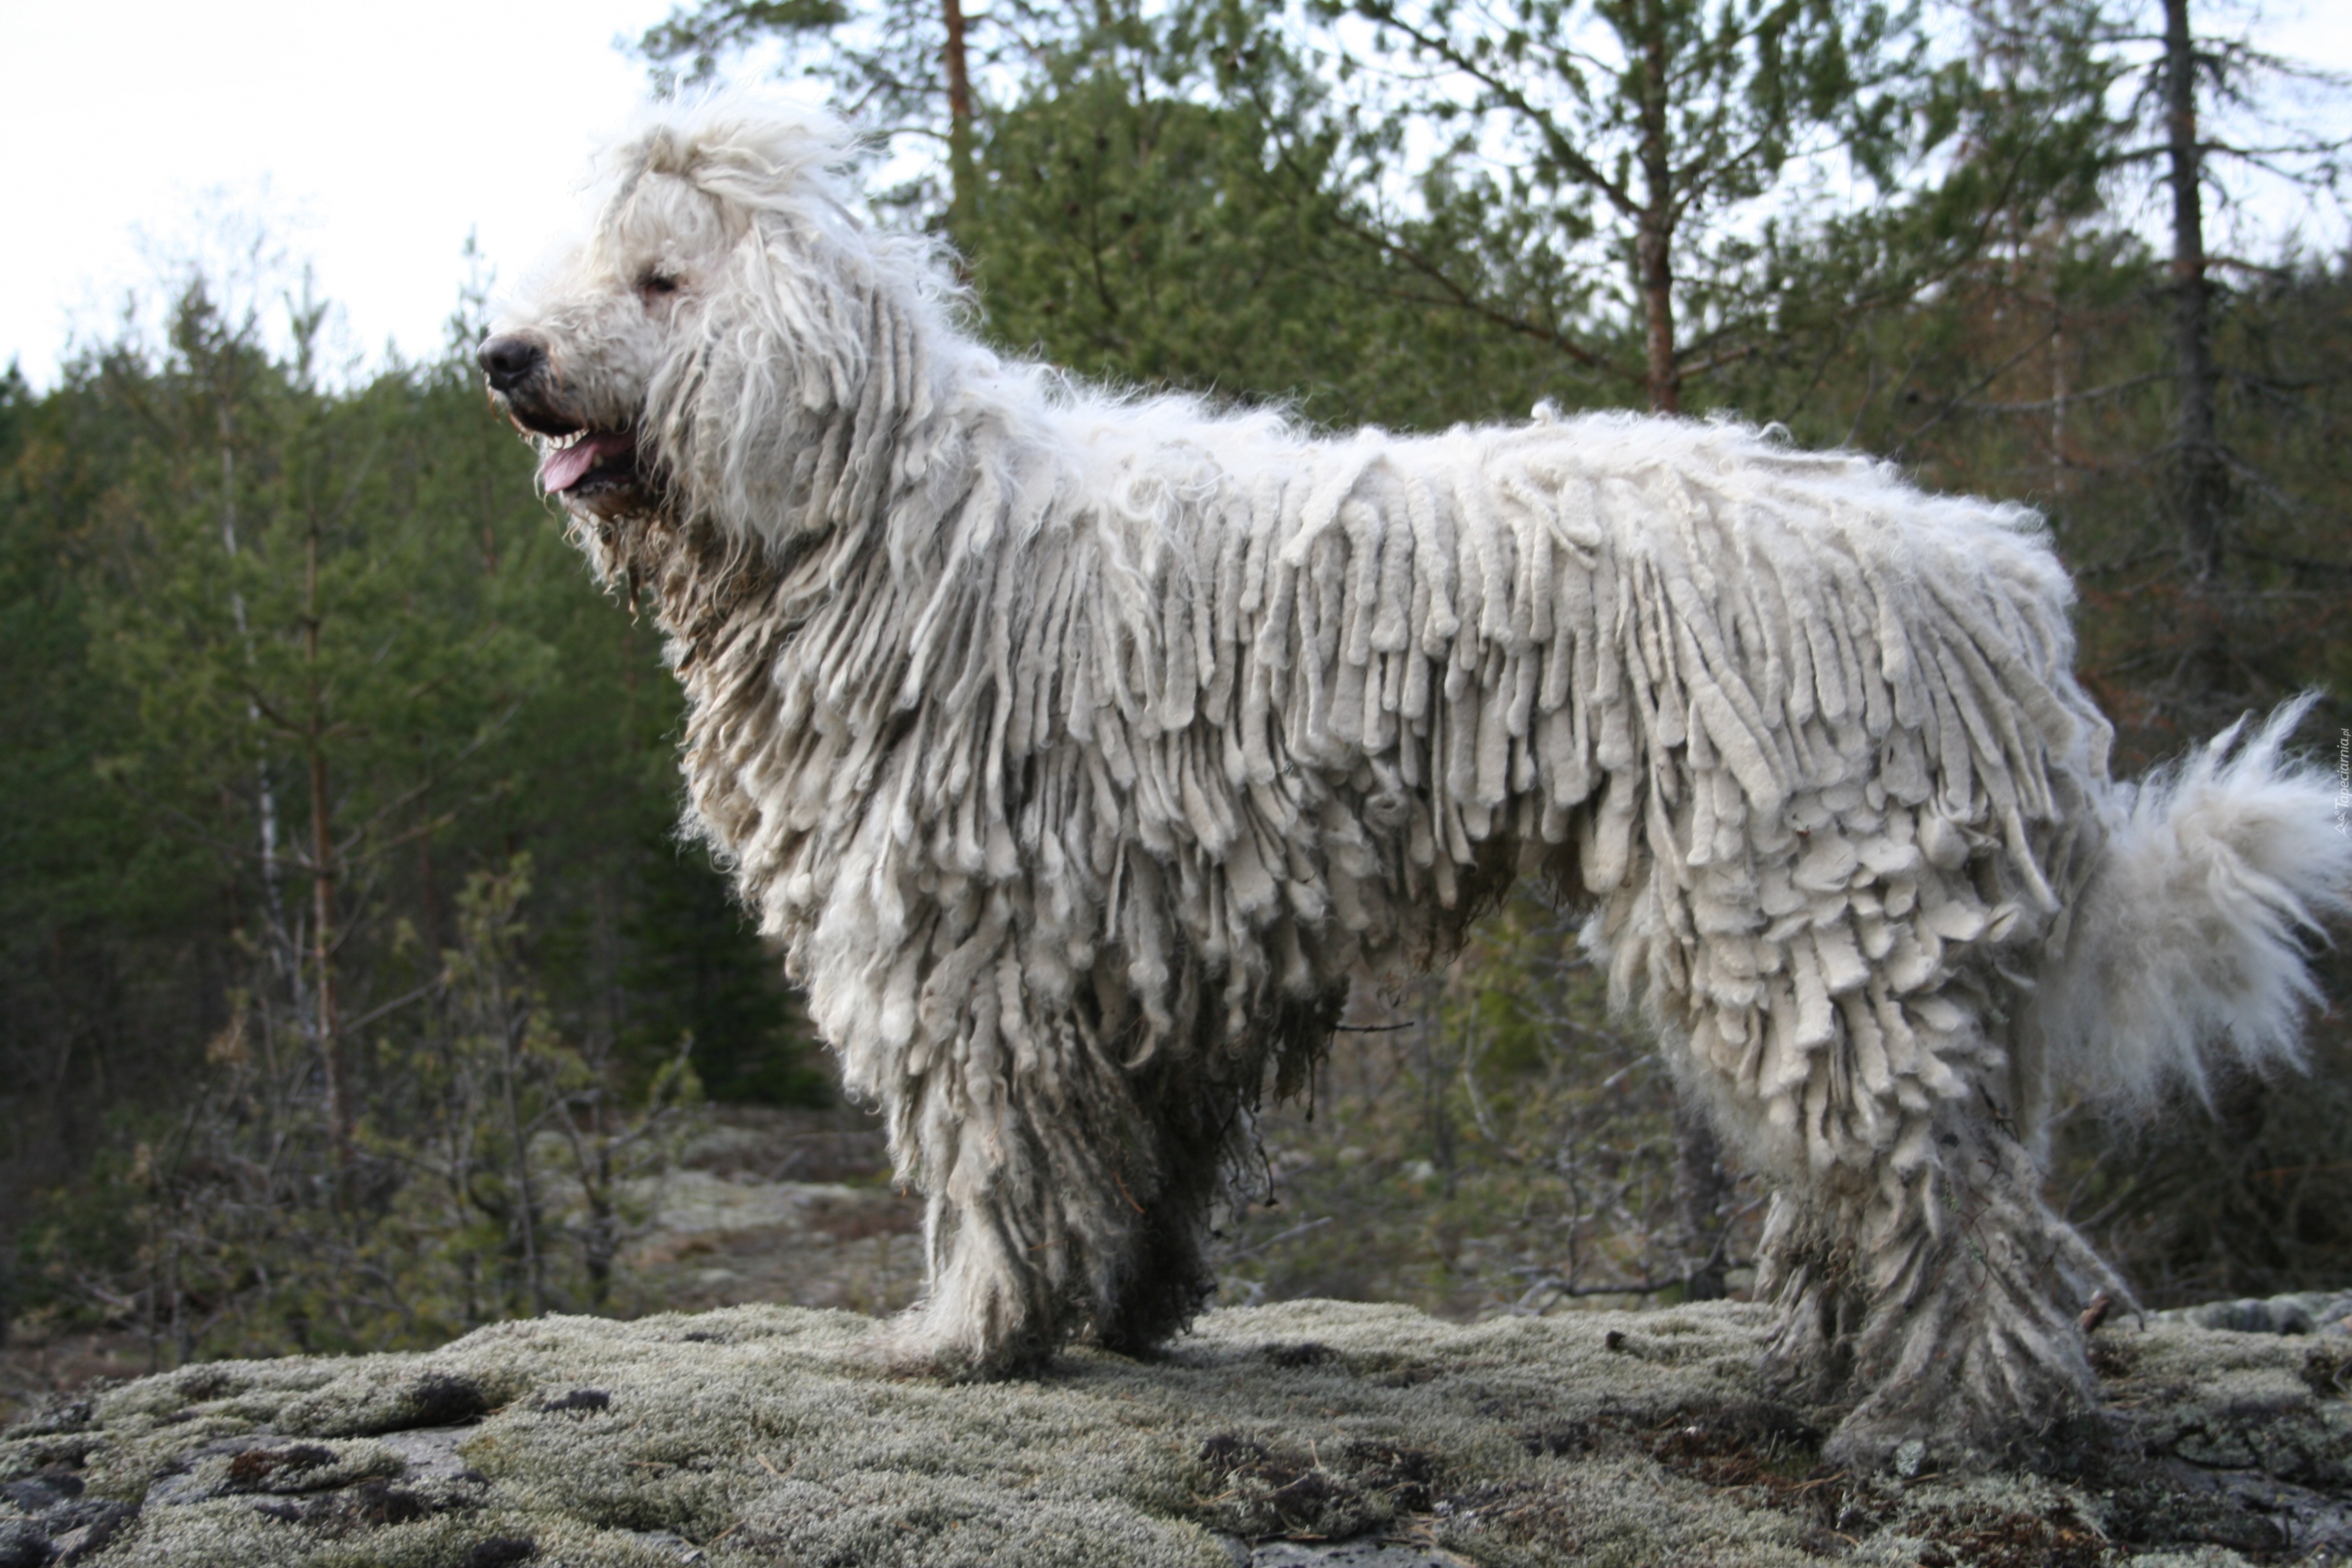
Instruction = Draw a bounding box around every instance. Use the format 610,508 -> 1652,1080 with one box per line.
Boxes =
2160,1289 -> 2352,1336
1245,1541 -> 1466,1566
0,1519 -> 50,1568
377,1425 -> 486,1487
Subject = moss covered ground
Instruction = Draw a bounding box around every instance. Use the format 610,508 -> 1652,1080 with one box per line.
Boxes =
2,1296 -> 2347,1566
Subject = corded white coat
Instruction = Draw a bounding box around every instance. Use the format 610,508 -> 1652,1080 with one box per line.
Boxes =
500,105 -> 2352,1471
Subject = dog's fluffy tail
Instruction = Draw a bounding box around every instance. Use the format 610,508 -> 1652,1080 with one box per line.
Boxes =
2040,695 -> 2352,1109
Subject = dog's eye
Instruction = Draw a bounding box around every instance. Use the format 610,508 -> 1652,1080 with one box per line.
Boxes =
638,272 -> 681,299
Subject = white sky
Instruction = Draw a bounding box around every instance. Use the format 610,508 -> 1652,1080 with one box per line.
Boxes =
2,1 -> 2347,391
1,0 -> 681,387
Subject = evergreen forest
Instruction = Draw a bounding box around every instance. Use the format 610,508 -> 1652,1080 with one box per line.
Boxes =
3,0 -> 2348,1373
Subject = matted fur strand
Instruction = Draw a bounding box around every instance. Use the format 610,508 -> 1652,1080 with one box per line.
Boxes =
485,103 -> 2352,1472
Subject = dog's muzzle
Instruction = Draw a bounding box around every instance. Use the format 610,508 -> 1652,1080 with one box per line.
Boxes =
478,333 -> 644,504
478,333 -> 545,396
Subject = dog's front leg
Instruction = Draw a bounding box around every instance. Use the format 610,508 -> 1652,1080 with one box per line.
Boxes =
870,999 -> 1214,1376
870,1028 -> 1091,1377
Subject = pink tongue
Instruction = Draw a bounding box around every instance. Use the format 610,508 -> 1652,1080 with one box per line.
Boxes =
540,431 -> 634,492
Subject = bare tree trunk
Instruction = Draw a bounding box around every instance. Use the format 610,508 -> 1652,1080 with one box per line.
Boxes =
1635,11 -> 1681,415
1638,220 -> 1680,415
215,407 -> 293,1028
2164,0 -> 2225,583
1671,1098 -> 1730,1298
942,0 -> 977,235
2163,0 -> 2232,705
581,1140 -> 617,1310
419,833 -> 444,963
304,519 -> 348,1161
1427,1015 -> 1458,1197
1629,0 -> 1718,1264
310,747 -> 343,1149
2048,266 -> 2070,496
498,992 -> 546,1317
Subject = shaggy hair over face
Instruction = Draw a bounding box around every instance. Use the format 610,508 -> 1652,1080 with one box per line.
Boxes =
481,104 -> 2352,1471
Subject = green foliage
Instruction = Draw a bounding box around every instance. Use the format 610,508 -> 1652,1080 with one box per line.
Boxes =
2052,1001 -> 2352,1307
642,0 -> 1582,425
391,855 -> 702,1327
16,858 -> 702,1360
1312,0 -> 1938,382
1219,898 -> 1765,1317
971,73 -> 1346,394
82,282 -> 549,858
615,836 -> 830,1107
966,54 -> 1560,425
0,270 -> 826,1359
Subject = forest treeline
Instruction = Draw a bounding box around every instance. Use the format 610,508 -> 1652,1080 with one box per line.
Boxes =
3,0 -> 2347,1360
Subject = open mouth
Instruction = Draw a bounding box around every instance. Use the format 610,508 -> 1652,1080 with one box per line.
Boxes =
538,426 -> 640,497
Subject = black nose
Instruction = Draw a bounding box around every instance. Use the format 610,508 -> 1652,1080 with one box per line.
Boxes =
478,334 -> 544,393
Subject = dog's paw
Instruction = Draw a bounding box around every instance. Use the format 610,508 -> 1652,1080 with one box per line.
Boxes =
1820,1416 -> 1959,1480
858,1307 -> 1054,1382
851,1317 -> 970,1380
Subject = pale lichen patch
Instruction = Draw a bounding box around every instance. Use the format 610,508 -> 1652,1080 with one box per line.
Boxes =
0,1300 -> 2341,1565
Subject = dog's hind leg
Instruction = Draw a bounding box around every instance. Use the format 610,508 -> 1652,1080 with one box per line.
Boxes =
1083,980 -> 1347,1355
1083,1060 -> 1243,1358
1751,1029 -> 2125,1474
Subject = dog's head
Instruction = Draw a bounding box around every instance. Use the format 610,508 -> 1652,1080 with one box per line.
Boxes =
480,105 -> 927,540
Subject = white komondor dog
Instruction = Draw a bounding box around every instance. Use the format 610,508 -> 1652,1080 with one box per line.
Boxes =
481,105 -> 2352,1470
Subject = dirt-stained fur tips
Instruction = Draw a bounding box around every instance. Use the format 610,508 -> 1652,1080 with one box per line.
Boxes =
479,103 -> 2352,1472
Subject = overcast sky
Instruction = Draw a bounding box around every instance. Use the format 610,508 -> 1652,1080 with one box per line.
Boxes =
3,1 -> 2347,390
1,0 -> 683,387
